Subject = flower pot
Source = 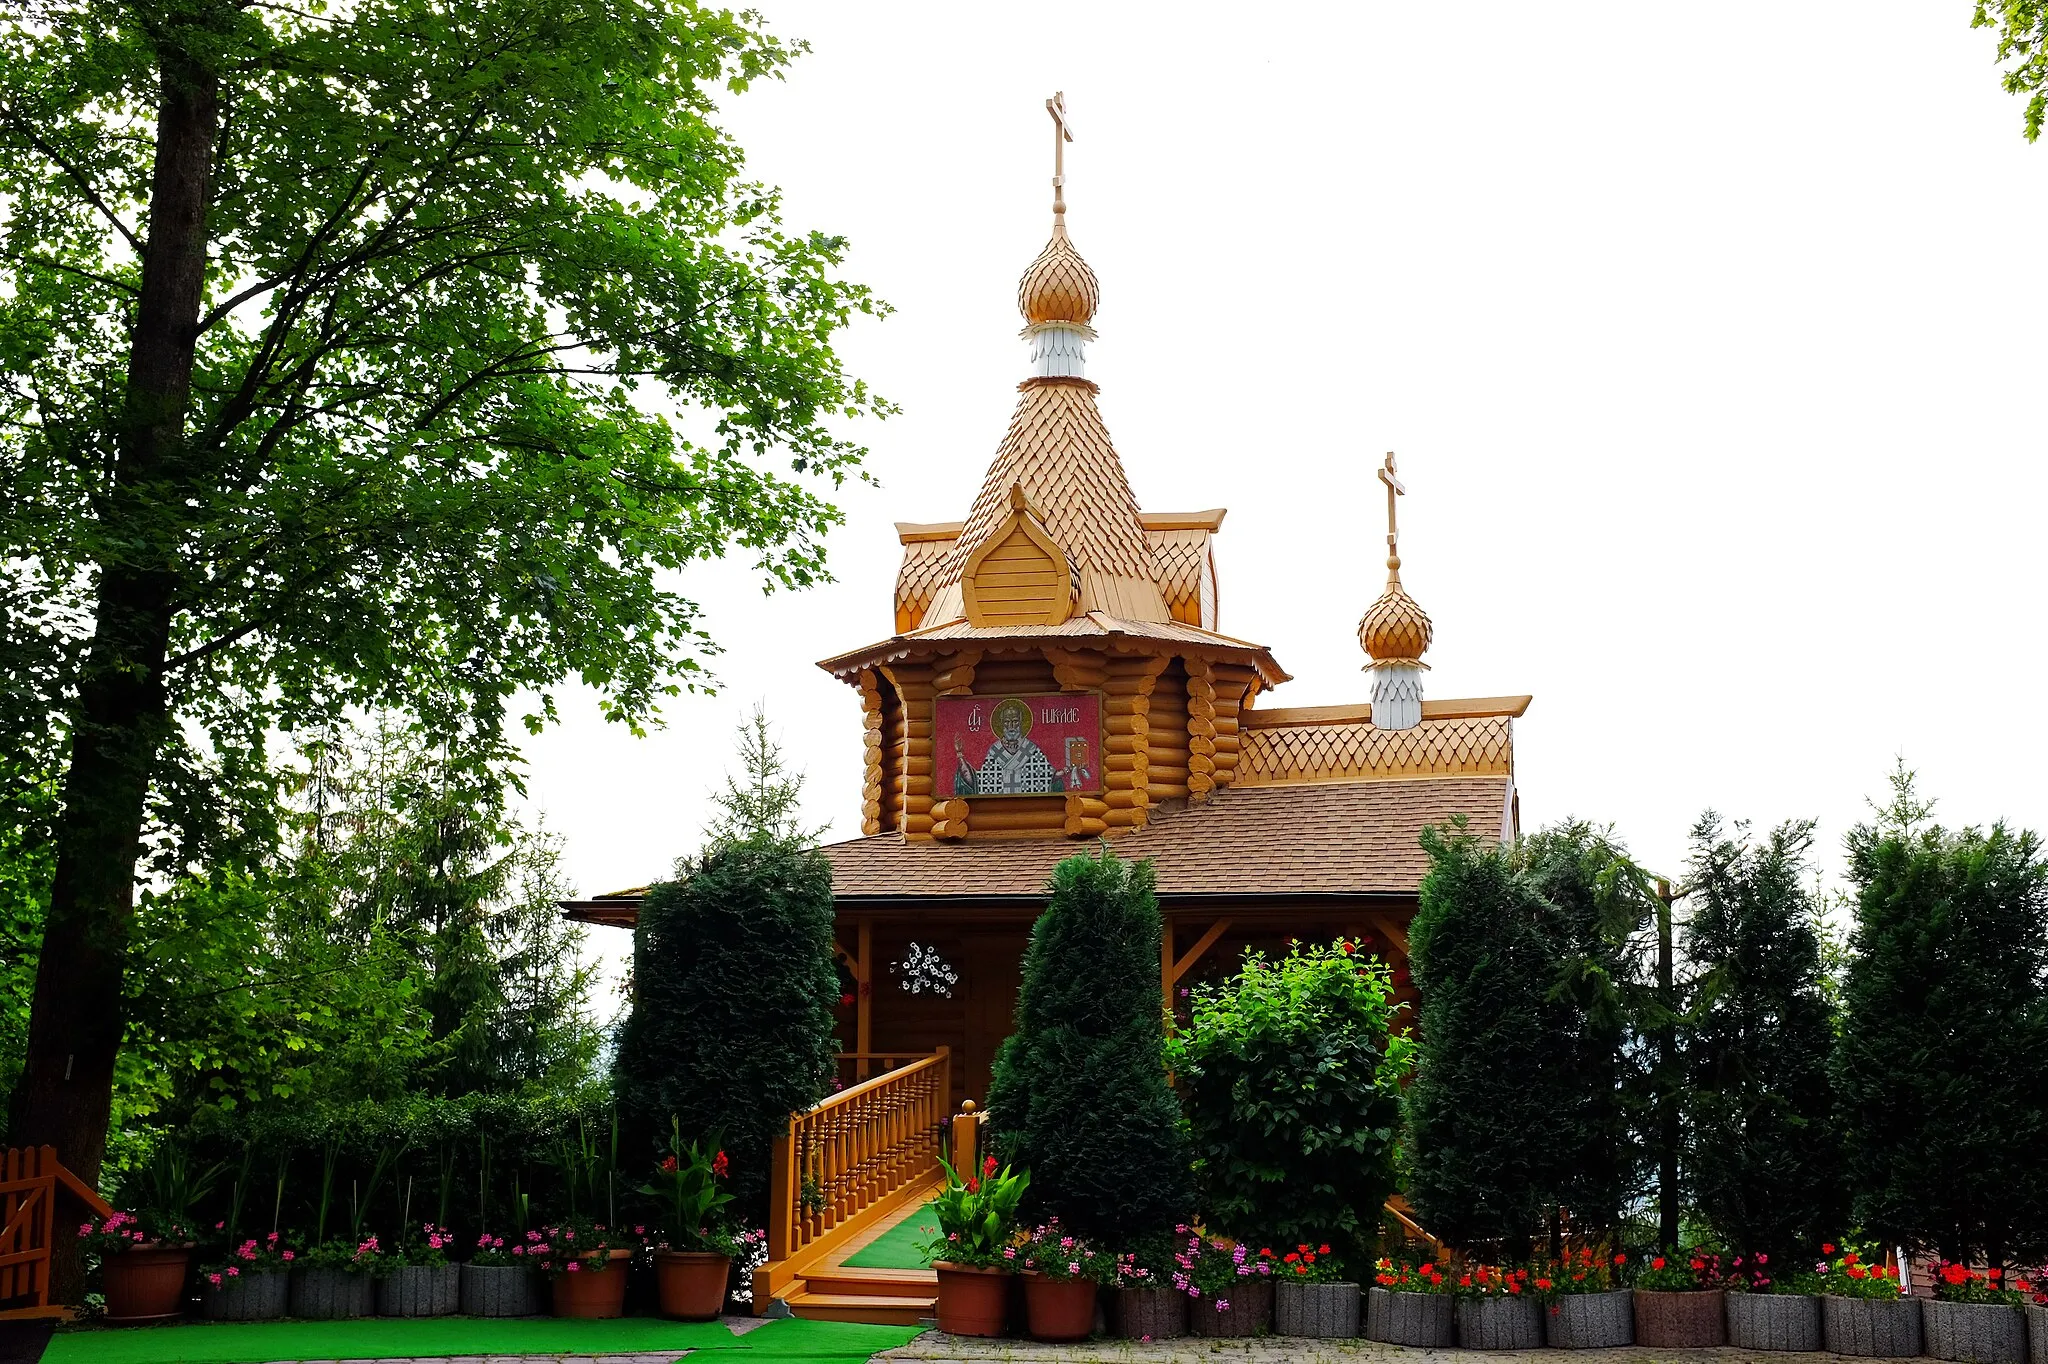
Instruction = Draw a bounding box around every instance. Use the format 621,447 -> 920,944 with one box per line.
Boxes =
1925,1299 -> 2027,1364
1546,1288 -> 1633,1348
289,1266 -> 376,1319
931,1263 -> 1009,1338
0,1318 -> 56,1364
1727,1291 -> 1822,1351
1635,1287 -> 1727,1347
1275,1279 -> 1359,1337
1366,1286 -> 1455,1346
377,1262 -> 459,1317
1457,1295 -> 1542,1349
102,1246 -> 192,1322
460,1262 -> 542,1317
653,1250 -> 731,1321
1823,1294 -> 1923,1358
551,1256 -> 631,1319
1023,1273 -> 1098,1342
200,1268 -> 288,1320
1188,1277 -> 1272,1337
1113,1286 -> 1187,1340
2028,1304 -> 2048,1364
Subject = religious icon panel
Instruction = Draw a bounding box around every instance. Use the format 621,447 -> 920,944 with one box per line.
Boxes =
936,692 -> 1102,798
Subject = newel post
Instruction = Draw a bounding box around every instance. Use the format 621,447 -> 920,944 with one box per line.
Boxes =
765,1127 -> 794,1262
951,1099 -> 979,1176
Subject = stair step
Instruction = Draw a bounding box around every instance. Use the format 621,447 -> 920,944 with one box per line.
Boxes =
785,1290 -> 935,1326
800,1269 -> 938,1299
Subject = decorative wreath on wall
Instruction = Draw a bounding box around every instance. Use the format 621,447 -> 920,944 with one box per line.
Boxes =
890,942 -> 960,998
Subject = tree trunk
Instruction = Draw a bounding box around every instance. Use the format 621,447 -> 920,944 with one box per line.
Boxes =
6,35 -> 219,1298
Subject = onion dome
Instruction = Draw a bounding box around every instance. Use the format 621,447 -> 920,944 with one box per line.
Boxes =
1018,227 -> 1099,326
1358,580 -> 1433,661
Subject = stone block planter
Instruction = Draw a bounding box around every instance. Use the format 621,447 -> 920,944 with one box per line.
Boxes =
1188,1278 -> 1272,1337
1366,1287 -> 1455,1347
1636,1288 -> 1728,1347
1823,1294 -> 1924,1358
460,1262 -> 541,1317
2028,1304 -> 2048,1364
1457,1295 -> 1543,1350
289,1266 -> 376,1319
200,1269 -> 288,1321
1925,1299 -> 2027,1364
1275,1280 -> 1359,1337
377,1262 -> 458,1317
1727,1291 -> 1822,1351
1113,1286 -> 1187,1340
1545,1288 -> 1633,1348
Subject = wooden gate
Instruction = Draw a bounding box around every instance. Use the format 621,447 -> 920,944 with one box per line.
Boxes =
1,1146 -> 113,1319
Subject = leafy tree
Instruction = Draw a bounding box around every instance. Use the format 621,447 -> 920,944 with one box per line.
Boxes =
612,834 -> 838,1224
1835,765 -> 2048,1267
0,0 -> 884,1182
986,850 -> 1191,1240
1406,818 -> 1646,1256
1975,0 -> 2048,140
1168,941 -> 1411,1261
1681,814 -> 1846,1266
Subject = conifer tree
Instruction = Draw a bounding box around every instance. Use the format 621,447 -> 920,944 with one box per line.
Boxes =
1682,814 -> 1845,1264
1835,765 -> 2048,1266
985,850 -> 1191,1239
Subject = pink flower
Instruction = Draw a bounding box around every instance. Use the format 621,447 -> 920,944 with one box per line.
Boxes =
78,1223 -> 92,1237
511,1246 -> 524,1256
226,1266 -> 239,1277
281,1251 -> 295,1262
566,1261 -> 581,1273
1216,1299 -> 1231,1312
208,1273 -> 222,1285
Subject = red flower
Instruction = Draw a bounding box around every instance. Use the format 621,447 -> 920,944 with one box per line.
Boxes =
983,1155 -> 998,1177
1613,1252 -> 1627,1265
1652,1256 -> 1666,1271
964,1176 -> 980,1194
711,1150 -> 729,1178
1285,1252 -> 1300,1263
1319,1244 -> 1331,1255
839,993 -> 855,1007
660,1155 -> 678,1173
1822,1243 -> 1836,1255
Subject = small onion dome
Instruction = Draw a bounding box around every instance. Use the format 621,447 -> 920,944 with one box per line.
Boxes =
1358,582 -> 1433,662
1018,227 -> 1099,325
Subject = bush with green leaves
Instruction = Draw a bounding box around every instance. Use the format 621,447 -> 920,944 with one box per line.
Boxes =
613,833 -> 838,1226
985,850 -> 1191,1239
1682,814 -> 1846,1266
1833,767 -> 2048,1266
1168,940 -> 1410,1260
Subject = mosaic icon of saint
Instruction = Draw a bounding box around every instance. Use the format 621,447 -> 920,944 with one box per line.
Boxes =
952,696 -> 1059,795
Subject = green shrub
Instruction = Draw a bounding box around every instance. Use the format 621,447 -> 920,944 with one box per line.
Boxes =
1168,940 -> 1411,1261
613,832 -> 839,1226
984,849 -> 1190,1239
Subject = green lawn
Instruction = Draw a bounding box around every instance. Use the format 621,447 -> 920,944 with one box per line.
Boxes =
838,1203 -> 935,1271
47,1315 -> 922,1363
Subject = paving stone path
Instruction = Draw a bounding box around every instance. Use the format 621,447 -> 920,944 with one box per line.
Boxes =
880,1335 -> 1924,1364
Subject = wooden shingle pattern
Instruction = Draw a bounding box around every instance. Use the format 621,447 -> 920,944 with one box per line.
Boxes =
894,533 -> 958,633
1146,527 -> 1211,627
820,776 -> 1513,899
1238,715 -> 1513,785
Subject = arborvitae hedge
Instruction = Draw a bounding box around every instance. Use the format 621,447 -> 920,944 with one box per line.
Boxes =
1682,815 -> 1846,1265
985,849 -> 1191,1239
1835,778 -> 2048,1266
613,832 -> 838,1225
1170,941 -> 1412,1262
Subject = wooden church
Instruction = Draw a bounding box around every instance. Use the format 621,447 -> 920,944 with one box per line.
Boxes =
566,97 -> 1529,1112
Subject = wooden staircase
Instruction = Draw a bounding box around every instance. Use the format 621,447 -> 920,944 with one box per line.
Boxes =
755,1052 -> 961,1325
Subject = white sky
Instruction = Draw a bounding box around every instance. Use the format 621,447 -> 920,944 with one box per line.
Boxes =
519,2 -> 2048,965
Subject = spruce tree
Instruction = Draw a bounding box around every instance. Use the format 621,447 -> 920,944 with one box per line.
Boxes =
1682,814 -> 1846,1264
985,849 -> 1191,1239
1835,766 -> 2048,1266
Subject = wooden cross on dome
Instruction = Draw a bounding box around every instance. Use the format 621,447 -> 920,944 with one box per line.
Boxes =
1047,91 -> 1073,224
1378,451 -> 1405,578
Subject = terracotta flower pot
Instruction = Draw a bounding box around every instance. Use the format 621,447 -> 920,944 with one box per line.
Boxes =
1366,1286 -> 1455,1346
102,1245 -> 192,1322
653,1250 -> 730,1321
932,1263 -> 1009,1337
377,1262 -> 458,1316
1546,1288 -> 1633,1348
200,1268 -> 288,1320
1823,1294 -> 1923,1358
1275,1279 -> 1359,1337
1925,1299 -> 2027,1364
288,1265 -> 376,1319
1113,1285 -> 1186,1339
460,1262 -> 541,1317
1457,1294 -> 1542,1349
551,1255 -> 631,1319
1188,1277 -> 1272,1337
1727,1291 -> 1822,1352
1635,1287 -> 1727,1347
1023,1273 -> 1097,1342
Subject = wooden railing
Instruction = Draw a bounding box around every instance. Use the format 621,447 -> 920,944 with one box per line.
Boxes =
756,1048 -> 951,1303
1,1145 -> 112,1320
832,1052 -> 931,1088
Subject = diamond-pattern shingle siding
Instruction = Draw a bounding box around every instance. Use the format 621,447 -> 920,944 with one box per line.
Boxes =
1237,716 -> 1513,785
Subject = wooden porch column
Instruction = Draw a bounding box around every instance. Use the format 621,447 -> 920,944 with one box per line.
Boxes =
855,920 -> 873,1081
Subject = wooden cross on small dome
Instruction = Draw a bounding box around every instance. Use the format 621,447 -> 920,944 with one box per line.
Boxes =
1378,451 -> 1405,580
1047,91 -> 1074,224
